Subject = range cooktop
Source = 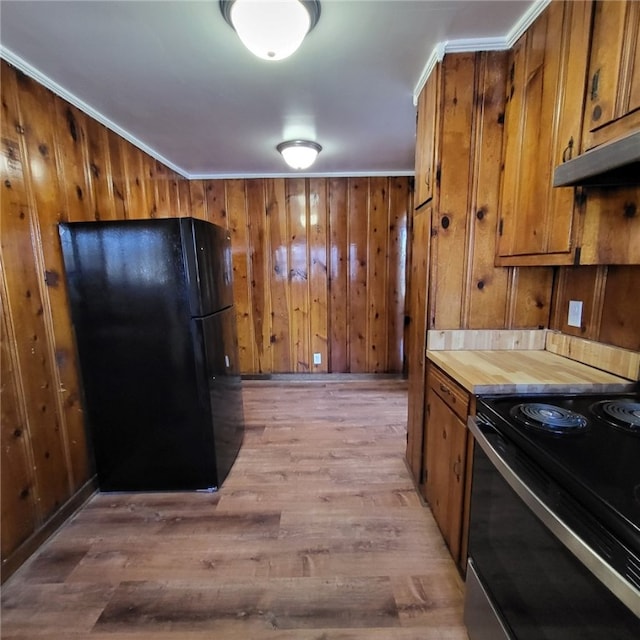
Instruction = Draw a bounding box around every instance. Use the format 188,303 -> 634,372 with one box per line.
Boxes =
476,392 -> 640,557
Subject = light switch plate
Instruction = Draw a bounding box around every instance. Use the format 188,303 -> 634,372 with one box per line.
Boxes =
313,353 -> 322,365
568,300 -> 583,328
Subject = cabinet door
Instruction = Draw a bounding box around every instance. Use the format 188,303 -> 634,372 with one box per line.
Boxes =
583,0 -> 640,151
406,207 -> 432,487
497,1 -> 592,265
425,385 -> 467,565
414,65 -> 441,209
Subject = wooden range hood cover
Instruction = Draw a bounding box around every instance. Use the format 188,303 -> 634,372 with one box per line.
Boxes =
553,130 -> 640,187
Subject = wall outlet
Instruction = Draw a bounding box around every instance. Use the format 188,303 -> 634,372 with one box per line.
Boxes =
568,300 -> 583,328
313,352 -> 322,365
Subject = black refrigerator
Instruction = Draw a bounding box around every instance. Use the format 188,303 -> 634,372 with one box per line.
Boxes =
59,217 -> 244,492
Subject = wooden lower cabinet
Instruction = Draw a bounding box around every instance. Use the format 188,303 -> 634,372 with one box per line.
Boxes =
424,362 -> 473,571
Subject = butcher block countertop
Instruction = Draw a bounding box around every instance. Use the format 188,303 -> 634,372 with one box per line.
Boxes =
427,349 -> 636,395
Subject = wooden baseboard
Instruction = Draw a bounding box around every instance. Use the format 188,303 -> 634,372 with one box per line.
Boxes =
1,477 -> 97,584
241,373 -> 406,382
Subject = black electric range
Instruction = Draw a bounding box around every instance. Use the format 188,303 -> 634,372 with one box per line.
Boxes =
476,391 -> 640,578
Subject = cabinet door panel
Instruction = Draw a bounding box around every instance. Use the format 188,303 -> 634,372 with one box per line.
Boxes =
425,385 -> 468,565
498,0 -> 591,265
414,67 -> 440,208
425,388 -> 453,541
583,0 -> 640,150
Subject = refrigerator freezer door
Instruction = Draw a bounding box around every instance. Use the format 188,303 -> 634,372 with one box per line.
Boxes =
181,219 -> 234,317
193,308 -> 244,488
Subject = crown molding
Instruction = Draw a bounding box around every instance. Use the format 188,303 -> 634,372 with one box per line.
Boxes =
186,170 -> 414,180
413,0 -> 551,104
2,45 -> 413,181
0,45 -> 189,178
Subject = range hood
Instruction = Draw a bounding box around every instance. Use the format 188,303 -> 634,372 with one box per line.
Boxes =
553,130 -> 640,187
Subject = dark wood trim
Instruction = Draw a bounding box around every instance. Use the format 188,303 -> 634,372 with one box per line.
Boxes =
1,477 -> 97,584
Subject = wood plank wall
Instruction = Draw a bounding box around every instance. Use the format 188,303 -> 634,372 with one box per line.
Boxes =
0,60 -> 411,579
425,51 -> 639,350
185,176 -> 410,375
551,265 -> 640,351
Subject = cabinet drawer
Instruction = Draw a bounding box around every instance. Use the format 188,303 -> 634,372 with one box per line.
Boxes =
428,363 -> 469,421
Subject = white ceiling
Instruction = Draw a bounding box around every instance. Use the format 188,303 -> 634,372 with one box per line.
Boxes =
0,0 -> 544,179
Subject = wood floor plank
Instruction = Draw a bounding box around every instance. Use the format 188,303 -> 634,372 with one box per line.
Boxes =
0,379 -> 468,639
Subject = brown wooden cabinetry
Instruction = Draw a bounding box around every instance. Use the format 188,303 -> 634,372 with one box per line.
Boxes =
582,0 -> 640,151
424,362 -> 471,569
497,0 -> 592,266
414,65 -> 441,208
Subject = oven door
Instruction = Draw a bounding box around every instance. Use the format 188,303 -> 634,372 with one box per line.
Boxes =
465,417 -> 640,640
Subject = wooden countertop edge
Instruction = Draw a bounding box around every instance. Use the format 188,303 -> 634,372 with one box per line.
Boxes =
426,350 -> 637,395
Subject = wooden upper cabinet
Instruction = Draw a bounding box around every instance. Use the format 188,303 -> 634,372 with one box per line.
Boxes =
414,64 -> 441,209
496,1 -> 592,266
582,0 -> 640,151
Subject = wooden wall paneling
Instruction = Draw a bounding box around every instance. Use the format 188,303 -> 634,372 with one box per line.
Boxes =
465,52 -> 510,328
266,178 -> 292,372
347,178 -> 370,372
308,178 -> 329,372
0,297 -> 38,562
226,180 -> 255,373
153,160 -> 170,217
429,54 -> 475,330
599,266 -> 640,351
328,178 -> 349,373
13,67 -> 91,490
287,178 -> 310,372
551,265 -> 606,340
140,153 -> 157,218
505,266 -> 554,329
0,92 -> 71,521
188,179 -> 207,220
84,116 -> 116,221
367,177 -> 389,372
52,100 -> 90,222
106,131 -> 128,219
405,205 -> 432,486
204,179 -> 228,228
167,174 -> 181,217
176,176 -> 192,217
120,143 -> 147,220
246,179 -> 272,373
579,186 -> 640,265
387,177 -> 410,373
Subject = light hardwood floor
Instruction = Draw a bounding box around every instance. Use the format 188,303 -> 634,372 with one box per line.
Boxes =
1,379 -> 469,639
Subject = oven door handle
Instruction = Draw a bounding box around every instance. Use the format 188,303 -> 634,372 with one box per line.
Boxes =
468,416 -> 640,618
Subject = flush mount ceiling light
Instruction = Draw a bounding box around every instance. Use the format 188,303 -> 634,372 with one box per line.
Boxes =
220,0 -> 321,60
277,140 -> 322,169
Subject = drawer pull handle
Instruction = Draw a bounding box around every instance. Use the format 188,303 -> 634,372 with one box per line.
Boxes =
562,137 -> 574,163
590,69 -> 600,101
439,382 -> 457,403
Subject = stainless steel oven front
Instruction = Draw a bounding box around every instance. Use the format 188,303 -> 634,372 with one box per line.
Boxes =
465,397 -> 640,640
